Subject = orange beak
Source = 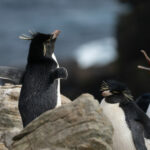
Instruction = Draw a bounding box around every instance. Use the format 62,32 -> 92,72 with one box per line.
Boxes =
52,30 -> 61,39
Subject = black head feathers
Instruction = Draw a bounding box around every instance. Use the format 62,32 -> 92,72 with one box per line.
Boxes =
20,30 -> 61,63
19,30 -> 60,41
101,80 -> 133,101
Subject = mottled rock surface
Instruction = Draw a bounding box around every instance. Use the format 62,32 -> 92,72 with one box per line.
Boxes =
0,84 -> 22,150
61,94 -> 71,105
0,84 -> 113,150
0,84 -> 71,150
11,94 -> 113,150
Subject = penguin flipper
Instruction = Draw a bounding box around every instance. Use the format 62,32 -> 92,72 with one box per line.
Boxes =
130,119 -> 148,150
52,67 -> 68,80
126,103 -> 150,150
134,103 -> 150,139
0,66 -> 25,84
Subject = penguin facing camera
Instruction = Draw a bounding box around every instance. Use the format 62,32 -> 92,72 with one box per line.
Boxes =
136,93 -> 150,118
19,30 -> 68,127
100,80 -> 150,150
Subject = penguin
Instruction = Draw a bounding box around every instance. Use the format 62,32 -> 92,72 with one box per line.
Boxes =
100,80 -> 150,150
18,30 -> 68,127
136,93 -> 150,118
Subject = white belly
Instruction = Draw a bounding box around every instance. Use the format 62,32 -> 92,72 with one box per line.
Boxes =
52,53 -> 61,107
146,104 -> 150,118
100,98 -> 136,150
56,79 -> 61,107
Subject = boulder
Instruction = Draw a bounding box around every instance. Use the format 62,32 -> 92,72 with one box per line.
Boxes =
0,84 -> 71,150
0,84 -> 22,150
61,94 -> 71,105
11,94 -> 113,150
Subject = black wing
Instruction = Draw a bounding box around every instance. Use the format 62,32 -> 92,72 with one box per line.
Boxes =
121,101 -> 150,150
134,103 -> 150,139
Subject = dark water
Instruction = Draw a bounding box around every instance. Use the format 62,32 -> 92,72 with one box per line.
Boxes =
0,0 -> 126,67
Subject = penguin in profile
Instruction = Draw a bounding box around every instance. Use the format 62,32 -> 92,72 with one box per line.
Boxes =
19,30 -> 68,127
136,93 -> 150,118
100,80 -> 150,150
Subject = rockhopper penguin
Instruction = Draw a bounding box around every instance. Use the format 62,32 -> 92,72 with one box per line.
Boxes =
19,30 -> 68,127
136,93 -> 150,118
100,80 -> 150,150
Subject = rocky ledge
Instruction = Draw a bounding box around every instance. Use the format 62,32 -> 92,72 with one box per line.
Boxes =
0,84 -> 113,150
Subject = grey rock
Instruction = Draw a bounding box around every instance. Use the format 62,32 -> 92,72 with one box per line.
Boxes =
0,84 -> 71,150
11,93 -> 113,150
61,94 -> 72,105
0,84 -> 22,150
0,84 -> 113,150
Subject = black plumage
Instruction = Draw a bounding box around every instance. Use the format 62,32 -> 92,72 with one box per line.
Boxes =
136,93 -> 150,117
19,30 -> 68,127
100,80 -> 150,150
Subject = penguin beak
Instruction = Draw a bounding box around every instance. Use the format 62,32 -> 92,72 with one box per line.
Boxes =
52,30 -> 61,39
102,90 -> 112,97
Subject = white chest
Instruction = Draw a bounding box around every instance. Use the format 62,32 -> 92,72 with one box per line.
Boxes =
52,53 -> 61,107
146,104 -> 150,118
100,99 -> 136,150
52,53 -> 59,67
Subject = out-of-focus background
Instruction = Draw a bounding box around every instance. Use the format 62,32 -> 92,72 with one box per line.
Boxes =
0,0 -> 150,101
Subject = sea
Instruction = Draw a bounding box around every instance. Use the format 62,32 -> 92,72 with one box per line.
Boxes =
0,0 -> 128,68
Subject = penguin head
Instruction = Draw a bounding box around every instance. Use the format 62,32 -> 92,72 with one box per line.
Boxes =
20,30 -> 61,62
100,80 -> 133,101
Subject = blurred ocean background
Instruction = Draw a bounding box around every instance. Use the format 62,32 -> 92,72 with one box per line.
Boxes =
0,0 -> 150,100
0,0 -> 126,67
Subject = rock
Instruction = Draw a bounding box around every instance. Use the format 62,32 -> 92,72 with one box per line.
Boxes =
61,95 -> 71,105
0,84 -> 71,149
0,84 -> 113,150
0,84 -> 22,150
0,143 -> 8,150
11,93 -> 113,150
